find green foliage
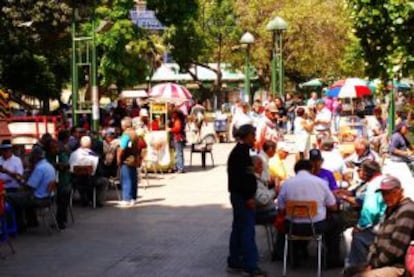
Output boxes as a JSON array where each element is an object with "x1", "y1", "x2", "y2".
[
  {"x1": 147, "y1": 0, "x2": 198, "y2": 26},
  {"x1": 148, "y1": 0, "x2": 241, "y2": 101},
  {"x1": 349, "y1": 0, "x2": 414, "y2": 80},
  {"x1": 149, "y1": 0, "x2": 363, "y2": 91},
  {"x1": 81, "y1": 0, "x2": 163, "y2": 90},
  {"x1": 0, "y1": 0, "x2": 71, "y2": 108},
  {"x1": 236, "y1": 0, "x2": 359, "y2": 85}
]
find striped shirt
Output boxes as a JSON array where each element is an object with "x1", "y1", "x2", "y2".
[{"x1": 367, "y1": 198, "x2": 414, "y2": 268}]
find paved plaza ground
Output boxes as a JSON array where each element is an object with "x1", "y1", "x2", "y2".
[{"x1": 0, "y1": 142, "x2": 343, "y2": 277}]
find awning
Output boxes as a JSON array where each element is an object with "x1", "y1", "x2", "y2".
[{"x1": 120, "y1": 90, "x2": 148, "y2": 98}]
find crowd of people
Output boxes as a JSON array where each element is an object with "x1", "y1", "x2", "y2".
[
  {"x1": 1, "y1": 97, "x2": 206, "y2": 235},
  {"x1": 226, "y1": 91, "x2": 414, "y2": 277}
]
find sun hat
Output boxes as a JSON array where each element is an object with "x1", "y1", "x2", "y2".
[{"x1": 0, "y1": 139, "x2": 12, "y2": 149}]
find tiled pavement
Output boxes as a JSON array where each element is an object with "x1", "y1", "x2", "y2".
[{"x1": 0, "y1": 142, "x2": 342, "y2": 277}]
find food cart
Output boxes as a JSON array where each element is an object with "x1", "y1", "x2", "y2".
[
  {"x1": 144, "y1": 101, "x2": 174, "y2": 172},
  {"x1": 146, "y1": 83, "x2": 193, "y2": 172}
]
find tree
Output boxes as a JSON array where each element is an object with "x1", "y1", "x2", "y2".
[
  {"x1": 76, "y1": 0, "x2": 166, "y2": 92},
  {"x1": 0, "y1": 1, "x2": 72, "y2": 113},
  {"x1": 235, "y1": 0, "x2": 359, "y2": 86},
  {"x1": 348, "y1": 0, "x2": 414, "y2": 81},
  {"x1": 148, "y1": 0, "x2": 241, "y2": 102},
  {"x1": 149, "y1": 0, "x2": 363, "y2": 97}
]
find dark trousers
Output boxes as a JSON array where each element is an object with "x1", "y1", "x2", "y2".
[
  {"x1": 56, "y1": 188, "x2": 71, "y2": 225},
  {"x1": 276, "y1": 214, "x2": 344, "y2": 264},
  {"x1": 347, "y1": 228, "x2": 375, "y2": 266},
  {"x1": 228, "y1": 194, "x2": 259, "y2": 271},
  {"x1": 6, "y1": 192, "x2": 50, "y2": 230},
  {"x1": 73, "y1": 175, "x2": 108, "y2": 206}
]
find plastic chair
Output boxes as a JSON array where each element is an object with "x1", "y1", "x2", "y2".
[
  {"x1": 73, "y1": 165, "x2": 96, "y2": 208},
  {"x1": 108, "y1": 176, "x2": 121, "y2": 199},
  {"x1": 255, "y1": 217, "x2": 276, "y2": 259},
  {"x1": 190, "y1": 134, "x2": 215, "y2": 168},
  {"x1": 35, "y1": 181, "x2": 60, "y2": 234},
  {"x1": 283, "y1": 201, "x2": 322, "y2": 277}
]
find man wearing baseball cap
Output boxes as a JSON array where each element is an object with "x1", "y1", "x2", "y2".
[
  {"x1": 314, "y1": 99, "x2": 332, "y2": 136},
  {"x1": 309, "y1": 149, "x2": 338, "y2": 191},
  {"x1": 348, "y1": 175, "x2": 414, "y2": 276}
]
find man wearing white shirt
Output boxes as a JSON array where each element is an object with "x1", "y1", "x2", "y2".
[
  {"x1": 69, "y1": 136, "x2": 107, "y2": 207},
  {"x1": 258, "y1": 140, "x2": 277, "y2": 185},
  {"x1": 320, "y1": 137, "x2": 348, "y2": 185},
  {"x1": 231, "y1": 102, "x2": 253, "y2": 140},
  {"x1": 306, "y1": 92, "x2": 318, "y2": 109},
  {"x1": 277, "y1": 159, "x2": 344, "y2": 268},
  {"x1": 0, "y1": 140, "x2": 24, "y2": 193},
  {"x1": 314, "y1": 99, "x2": 332, "y2": 135}
]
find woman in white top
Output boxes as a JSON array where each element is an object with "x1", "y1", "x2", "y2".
[{"x1": 294, "y1": 107, "x2": 314, "y2": 160}]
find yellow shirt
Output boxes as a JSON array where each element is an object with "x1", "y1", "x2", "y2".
[{"x1": 269, "y1": 154, "x2": 287, "y2": 182}]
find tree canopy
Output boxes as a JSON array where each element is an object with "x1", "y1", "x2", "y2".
[
  {"x1": 0, "y1": 1, "x2": 71, "y2": 110},
  {"x1": 148, "y1": 0, "x2": 364, "y2": 92},
  {"x1": 348, "y1": 0, "x2": 414, "y2": 80}
]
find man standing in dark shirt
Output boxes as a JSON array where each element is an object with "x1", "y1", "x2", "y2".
[{"x1": 227, "y1": 124, "x2": 266, "y2": 276}]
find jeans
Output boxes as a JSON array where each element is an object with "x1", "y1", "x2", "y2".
[
  {"x1": 228, "y1": 194, "x2": 259, "y2": 271},
  {"x1": 174, "y1": 140, "x2": 185, "y2": 171},
  {"x1": 120, "y1": 164, "x2": 138, "y2": 201},
  {"x1": 347, "y1": 228, "x2": 375, "y2": 266}
]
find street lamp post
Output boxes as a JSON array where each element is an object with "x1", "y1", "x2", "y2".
[
  {"x1": 91, "y1": 0, "x2": 99, "y2": 132},
  {"x1": 266, "y1": 16, "x2": 287, "y2": 99},
  {"x1": 71, "y1": 1, "x2": 103, "y2": 132},
  {"x1": 240, "y1": 32, "x2": 255, "y2": 102},
  {"x1": 71, "y1": 1, "x2": 78, "y2": 127}
]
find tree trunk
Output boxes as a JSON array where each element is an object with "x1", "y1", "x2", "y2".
[{"x1": 42, "y1": 96, "x2": 50, "y2": 115}]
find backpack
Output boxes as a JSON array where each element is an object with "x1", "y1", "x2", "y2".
[{"x1": 122, "y1": 128, "x2": 142, "y2": 167}]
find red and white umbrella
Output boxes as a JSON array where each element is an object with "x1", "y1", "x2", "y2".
[
  {"x1": 149, "y1": 83, "x2": 192, "y2": 101},
  {"x1": 327, "y1": 78, "x2": 372, "y2": 98}
]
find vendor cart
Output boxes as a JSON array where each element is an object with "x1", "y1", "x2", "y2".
[{"x1": 338, "y1": 115, "x2": 367, "y2": 143}]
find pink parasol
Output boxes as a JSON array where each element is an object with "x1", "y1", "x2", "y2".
[{"x1": 149, "y1": 83, "x2": 192, "y2": 102}]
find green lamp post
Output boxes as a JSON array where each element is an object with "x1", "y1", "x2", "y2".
[
  {"x1": 71, "y1": 0, "x2": 78, "y2": 127},
  {"x1": 266, "y1": 16, "x2": 287, "y2": 99},
  {"x1": 240, "y1": 32, "x2": 255, "y2": 102},
  {"x1": 71, "y1": 0, "x2": 106, "y2": 132}
]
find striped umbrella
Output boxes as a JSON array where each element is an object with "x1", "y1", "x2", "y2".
[
  {"x1": 327, "y1": 78, "x2": 372, "y2": 98},
  {"x1": 149, "y1": 83, "x2": 192, "y2": 101}
]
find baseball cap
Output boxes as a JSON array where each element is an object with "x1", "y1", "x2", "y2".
[
  {"x1": 309, "y1": 148, "x2": 323, "y2": 161},
  {"x1": 265, "y1": 102, "x2": 278, "y2": 113},
  {"x1": 376, "y1": 175, "x2": 402, "y2": 192}
]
